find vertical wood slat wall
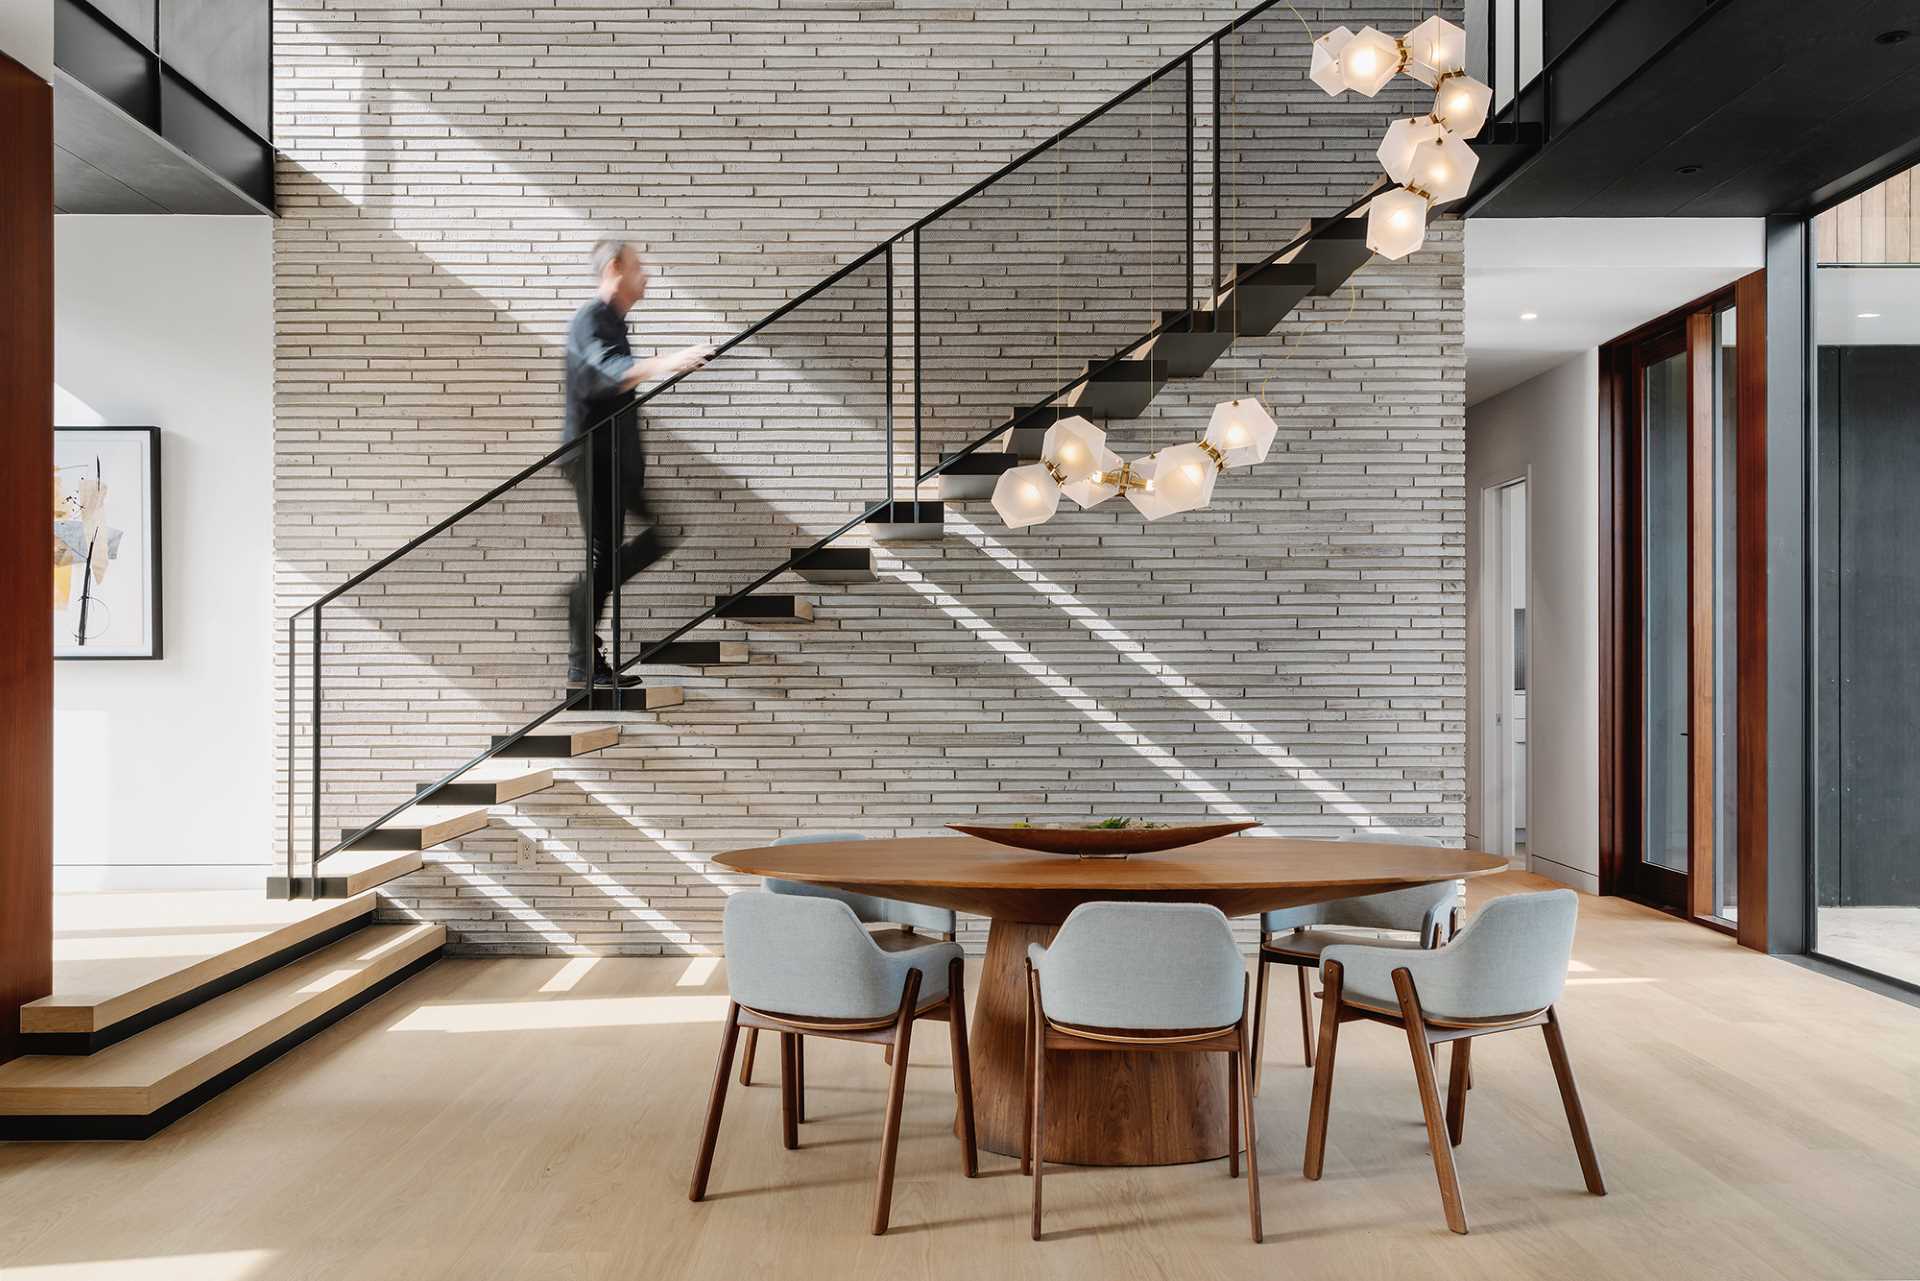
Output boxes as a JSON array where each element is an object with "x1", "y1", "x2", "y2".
[
  {"x1": 0, "y1": 51, "x2": 55, "y2": 1065},
  {"x1": 1815, "y1": 167, "x2": 1918, "y2": 263}
]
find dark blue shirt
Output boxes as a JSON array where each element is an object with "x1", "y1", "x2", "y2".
[{"x1": 563, "y1": 298, "x2": 636, "y2": 445}]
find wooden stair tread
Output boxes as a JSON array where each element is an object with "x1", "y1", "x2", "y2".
[
  {"x1": 0, "y1": 923, "x2": 444, "y2": 1116},
  {"x1": 280, "y1": 849, "x2": 426, "y2": 899},
  {"x1": 490, "y1": 724, "x2": 622, "y2": 758},
  {"x1": 716, "y1": 594, "x2": 814, "y2": 623},
  {"x1": 340, "y1": 803, "x2": 491, "y2": 852},
  {"x1": 23, "y1": 893, "x2": 376, "y2": 1036},
  {"x1": 420, "y1": 763, "x2": 554, "y2": 806}
]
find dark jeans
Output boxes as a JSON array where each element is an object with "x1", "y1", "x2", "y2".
[{"x1": 566, "y1": 427, "x2": 665, "y2": 673}]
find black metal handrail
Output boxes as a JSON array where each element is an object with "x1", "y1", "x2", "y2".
[{"x1": 287, "y1": 0, "x2": 1389, "y2": 888}]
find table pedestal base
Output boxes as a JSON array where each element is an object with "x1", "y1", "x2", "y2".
[{"x1": 969, "y1": 919, "x2": 1233, "y2": 1166}]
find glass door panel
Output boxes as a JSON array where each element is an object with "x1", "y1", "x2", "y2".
[{"x1": 1641, "y1": 338, "x2": 1691, "y2": 904}]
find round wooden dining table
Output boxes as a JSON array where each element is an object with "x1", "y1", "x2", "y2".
[{"x1": 715, "y1": 833, "x2": 1507, "y2": 1167}]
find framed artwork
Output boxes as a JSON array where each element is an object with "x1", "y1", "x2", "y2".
[{"x1": 54, "y1": 426, "x2": 164, "y2": 660}]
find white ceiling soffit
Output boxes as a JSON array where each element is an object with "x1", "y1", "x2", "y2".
[
  {"x1": 1815, "y1": 267, "x2": 1920, "y2": 346},
  {"x1": 1464, "y1": 218, "x2": 1765, "y2": 405}
]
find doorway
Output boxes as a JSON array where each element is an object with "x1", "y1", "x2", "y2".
[
  {"x1": 1599, "y1": 287, "x2": 1752, "y2": 930},
  {"x1": 1480, "y1": 476, "x2": 1531, "y2": 865}
]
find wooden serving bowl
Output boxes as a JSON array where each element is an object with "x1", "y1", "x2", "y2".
[{"x1": 947, "y1": 820, "x2": 1260, "y2": 858}]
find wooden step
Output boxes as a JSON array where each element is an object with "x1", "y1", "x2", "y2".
[
  {"x1": 863, "y1": 499, "x2": 945, "y2": 542},
  {"x1": 715, "y1": 593, "x2": 814, "y2": 623},
  {"x1": 267, "y1": 849, "x2": 425, "y2": 900},
  {"x1": 1062, "y1": 358, "x2": 1164, "y2": 419},
  {"x1": 1275, "y1": 215, "x2": 1372, "y2": 296},
  {"x1": 1212, "y1": 262, "x2": 1318, "y2": 338},
  {"x1": 338, "y1": 803, "x2": 491, "y2": 853},
  {"x1": 417, "y1": 762, "x2": 555, "y2": 806},
  {"x1": 939, "y1": 451, "x2": 1020, "y2": 500},
  {"x1": 1145, "y1": 311, "x2": 1238, "y2": 377},
  {"x1": 491, "y1": 723, "x2": 622, "y2": 758},
  {"x1": 20, "y1": 893, "x2": 377, "y2": 1055},
  {"x1": 574, "y1": 684, "x2": 686, "y2": 712},
  {"x1": 637, "y1": 641, "x2": 749, "y2": 665},
  {"x1": 790, "y1": 547, "x2": 875, "y2": 584},
  {"x1": 0, "y1": 922, "x2": 444, "y2": 1139}
]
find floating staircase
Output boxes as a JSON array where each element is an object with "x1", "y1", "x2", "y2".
[
  {"x1": 271, "y1": 1, "x2": 1405, "y2": 907},
  {"x1": 1, "y1": 893, "x2": 444, "y2": 1138}
]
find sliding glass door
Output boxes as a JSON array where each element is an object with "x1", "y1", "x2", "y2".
[{"x1": 1810, "y1": 160, "x2": 1920, "y2": 989}]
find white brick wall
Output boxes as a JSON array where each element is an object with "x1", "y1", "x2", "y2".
[{"x1": 274, "y1": 1, "x2": 1466, "y2": 955}]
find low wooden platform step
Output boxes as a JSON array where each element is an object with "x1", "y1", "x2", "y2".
[
  {"x1": 0, "y1": 922, "x2": 444, "y2": 1140},
  {"x1": 790, "y1": 547, "x2": 875, "y2": 584},
  {"x1": 715, "y1": 593, "x2": 814, "y2": 623},
  {"x1": 491, "y1": 724, "x2": 622, "y2": 758},
  {"x1": 21, "y1": 893, "x2": 377, "y2": 1056},
  {"x1": 267, "y1": 848, "x2": 425, "y2": 900}
]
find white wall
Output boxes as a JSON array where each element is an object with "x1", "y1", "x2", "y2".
[
  {"x1": 0, "y1": 0, "x2": 53, "y2": 80},
  {"x1": 54, "y1": 216, "x2": 275, "y2": 890},
  {"x1": 1466, "y1": 353, "x2": 1599, "y2": 892}
]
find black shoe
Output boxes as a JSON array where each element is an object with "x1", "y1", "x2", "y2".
[{"x1": 567, "y1": 658, "x2": 644, "y2": 689}]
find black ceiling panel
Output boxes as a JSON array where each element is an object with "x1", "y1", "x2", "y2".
[
  {"x1": 1472, "y1": 0, "x2": 1920, "y2": 217},
  {"x1": 54, "y1": 69, "x2": 266, "y2": 214}
]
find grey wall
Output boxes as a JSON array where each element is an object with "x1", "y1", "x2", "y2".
[
  {"x1": 1465, "y1": 351, "x2": 1598, "y2": 892},
  {"x1": 273, "y1": 0, "x2": 1468, "y2": 955}
]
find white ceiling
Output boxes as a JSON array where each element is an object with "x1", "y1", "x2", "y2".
[
  {"x1": 1464, "y1": 218, "x2": 1765, "y2": 405},
  {"x1": 1815, "y1": 267, "x2": 1920, "y2": 346}
]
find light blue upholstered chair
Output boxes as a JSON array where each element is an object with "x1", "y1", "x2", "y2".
[
  {"x1": 1024, "y1": 902, "x2": 1261, "y2": 1243},
  {"x1": 1303, "y1": 888, "x2": 1606, "y2": 1235},
  {"x1": 689, "y1": 889, "x2": 977, "y2": 1235},
  {"x1": 1253, "y1": 832, "x2": 1457, "y2": 1088},
  {"x1": 740, "y1": 832, "x2": 957, "y2": 1088}
]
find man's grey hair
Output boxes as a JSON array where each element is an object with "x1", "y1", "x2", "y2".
[{"x1": 591, "y1": 238, "x2": 638, "y2": 277}]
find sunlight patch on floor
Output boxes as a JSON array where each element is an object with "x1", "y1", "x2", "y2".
[
  {"x1": 388, "y1": 994, "x2": 730, "y2": 1033},
  {"x1": 0, "y1": 1251, "x2": 279, "y2": 1280}
]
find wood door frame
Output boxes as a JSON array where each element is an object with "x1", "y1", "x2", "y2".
[
  {"x1": 0, "y1": 51, "x2": 55, "y2": 1064},
  {"x1": 1599, "y1": 275, "x2": 1766, "y2": 945}
]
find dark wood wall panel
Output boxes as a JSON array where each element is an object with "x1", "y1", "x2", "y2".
[
  {"x1": 1733, "y1": 268, "x2": 1770, "y2": 953},
  {"x1": 0, "y1": 53, "x2": 56, "y2": 1065}
]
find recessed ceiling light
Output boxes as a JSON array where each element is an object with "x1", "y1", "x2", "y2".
[
  {"x1": 1874, "y1": 28, "x2": 1910, "y2": 45},
  {"x1": 1519, "y1": 311, "x2": 1538, "y2": 321},
  {"x1": 1675, "y1": 164, "x2": 1703, "y2": 175},
  {"x1": 1858, "y1": 311, "x2": 1882, "y2": 319}
]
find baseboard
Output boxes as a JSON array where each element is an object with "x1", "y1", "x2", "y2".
[{"x1": 0, "y1": 946, "x2": 442, "y2": 1141}]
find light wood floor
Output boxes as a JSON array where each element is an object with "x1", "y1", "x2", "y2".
[{"x1": 3, "y1": 873, "x2": 1919, "y2": 1280}]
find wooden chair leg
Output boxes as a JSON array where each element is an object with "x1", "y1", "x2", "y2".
[
  {"x1": 1393, "y1": 969, "x2": 1469, "y2": 1235},
  {"x1": 689, "y1": 1001, "x2": 742, "y2": 1202},
  {"x1": 794, "y1": 1033, "x2": 806, "y2": 1124},
  {"x1": 1543, "y1": 1006, "x2": 1608, "y2": 1195},
  {"x1": 778, "y1": 1032, "x2": 799, "y2": 1151},
  {"x1": 1445, "y1": 1036, "x2": 1471, "y2": 1147},
  {"x1": 1030, "y1": 1014, "x2": 1047, "y2": 1241},
  {"x1": 738, "y1": 1026, "x2": 758, "y2": 1087},
  {"x1": 947, "y1": 958, "x2": 978, "y2": 1177},
  {"x1": 1252, "y1": 952, "x2": 1270, "y2": 1095},
  {"x1": 1227, "y1": 1048, "x2": 1241, "y2": 1178},
  {"x1": 1021, "y1": 965, "x2": 1037, "y2": 1176},
  {"x1": 870, "y1": 970, "x2": 922, "y2": 1236},
  {"x1": 1296, "y1": 964, "x2": 1317, "y2": 1068},
  {"x1": 1238, "y1": 1015, "x2": 1264, "y2": 1244},
  {"x1": 1303, "y1": 961, "x2": 1344, "y2": 1180}
]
